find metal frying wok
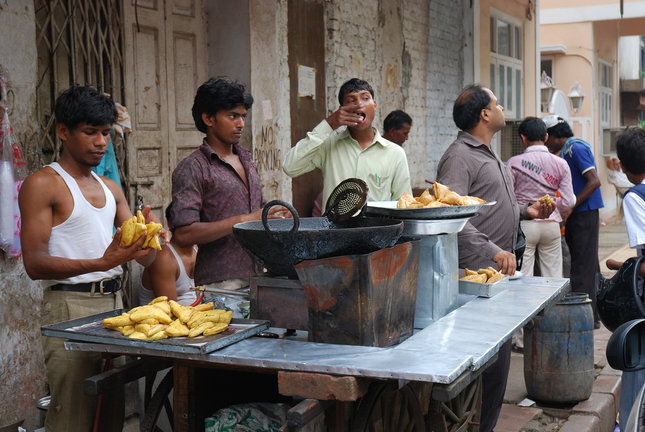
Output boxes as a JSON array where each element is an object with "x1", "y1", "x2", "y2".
[{"x1": 232, "y1": 200, "x2": 404, "y2": 279}]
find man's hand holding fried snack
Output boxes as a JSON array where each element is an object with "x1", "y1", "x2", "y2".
[
  {"x1": 119, "y1": 210, "x2": 163, "y2": 250},
  {"x1": 527, "y1": 200, "x2": 556, "y2": 220}
]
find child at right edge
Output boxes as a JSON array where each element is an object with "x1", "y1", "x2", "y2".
[{"x1": 605, "y1": 127, "x2": 645, "y2": 431}]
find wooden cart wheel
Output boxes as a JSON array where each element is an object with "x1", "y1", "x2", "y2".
[
  {"x1": 427, "y1": 376, "x2": 481, "y2": 432},
  {"x1": 351, "y1": 381, "x2": 425, "y2": 432},
  {"x1": 140, "y1": 369, "x2": 174, "y2": 432}
]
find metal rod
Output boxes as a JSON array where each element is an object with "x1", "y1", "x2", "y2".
[{"x1": 191, "y1": 287, "x2": 248, "y2": 297}]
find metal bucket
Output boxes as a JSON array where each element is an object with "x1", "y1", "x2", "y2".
[
  {"x1": 524, "y1": 292, "x2": 594, "y2": 403},
  {"x1": 295, "y1": 240, "x2": 420, "y2": 347}
]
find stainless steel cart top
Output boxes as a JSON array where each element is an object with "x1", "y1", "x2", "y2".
[{"x1": 64, "y1": 276, "x2": 568, "y2": 384}]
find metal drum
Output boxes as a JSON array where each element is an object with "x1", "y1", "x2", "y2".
[{"x1": 524, "y1": 292, "x2": 594, "y2": 403}]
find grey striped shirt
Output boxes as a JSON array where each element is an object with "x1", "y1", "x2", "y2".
[{"x1": 437, "y1": 131, "x2": 521, "y2": 270}]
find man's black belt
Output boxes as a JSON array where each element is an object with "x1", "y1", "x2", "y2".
[{"x1": 50, "y1": 277, "x2": 122, "y2": 294}]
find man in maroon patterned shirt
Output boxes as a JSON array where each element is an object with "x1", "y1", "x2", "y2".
[{"x1": 169, "y1": 78, "x2": 286, "y2": 299}]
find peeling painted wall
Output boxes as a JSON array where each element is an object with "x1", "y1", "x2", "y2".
[
  {"x1": 0, "y1": 2, "x2": 48, "y2": 430},
  {"x1": 249, "y1": 0, "x2": 292, "y2": 202}
]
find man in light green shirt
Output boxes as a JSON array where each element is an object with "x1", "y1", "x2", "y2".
[{"x1": 283, "y1": 78, "x2": 412, "y2": 209}]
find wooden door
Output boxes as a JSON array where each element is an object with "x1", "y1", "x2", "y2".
[
  {"x1": 122, "y1": 0, "x2": 206, "y2": 305},
  {"x1": 122, "y1": 0, "x2": 207, "y2": 219},
  {"x1": 288, "y1": 0, "x2": 326, "y2": 216}
]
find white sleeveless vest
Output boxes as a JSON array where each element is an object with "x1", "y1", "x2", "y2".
[{"x1": 44, "y1": 162, "x2": 122, "y2": 286}]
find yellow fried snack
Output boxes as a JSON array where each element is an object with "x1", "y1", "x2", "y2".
[
  {"x1": 460, "y1": 274, "x2": 488, "y2": 283},
  {"x1": 397, "y1": 182, "x2": 486, "y2": 209},
  {"x1": 130, "y1": 305, "x2": 172, "y2": 324},
  {"x1": 103, "y1": 299, "x2": 235, "y2": 341},
  {"x1": 145, "y1": 324, "x2": 167, "y2": 337},
  {"x1": 188, "y1": 310, "x2": 227, "y2": 329},
  {"x1": 188, "y1": 321, "x2": 216, "y2": 338},
  {"x1": 134, "y1": 323, "x2": 154, "y2": 335},
  {"x1": 149, "y1": 296, "x2": 168, "y2": 304},
  {"x1": 165, "y1": 319, "x2": 190, "y2": 337},
  {"x1": 487, "y1": 273, "x2": 506, "y2": 284},
  {"x1": 460, "y1": 196, "x2": 487, "y2": 206},
  {"x1": 142, "y1": 222, "x2": 163, "y2": 250},
  {"x1": 219, "y1": 310, "x2": 233, "y2": 325},
  {"x1": 478, "y1": 268, "x2": 495, "y2": 279},
  {"x1": 103, "y1": 313, "x2": 134, "y2": 328},
  {"x1": 441, "y1": 191, "x2": 462, "y2": 206},
  {"x1": 169, "y1": 300, "x2": 195, "y2": 323},
  {"x1": 460, "y1": 267, "x2": 507, "y2": 284},
  {"x1": 152, "y1": 301, "x2": 171, "y2": 316},
  {"x1": 538, "y1": 194, "x2": 555, "y2": 205},
  {"x1": 120, "y1": 210, "x2": 163, "y2": 250},
  {"x1": 129, "y1": 331, "x2": 148, "y2": 340},
  {"x1": 149, "y1": 331, "x2": 168, "y2": 341},
  {"x1": 417, "y1": 189, "x2": 435, "y2": 205},
  {"x1": 120, "y1": 325, "x2": 135, "y2": 336},
  {"x1": 187, "y1": 309, "x2": 217, "y2": 327},
  {"x1": 203, "y1": 323, "x2": 228, "y2": 337},
  {"x1": 432, "y1": 181, "x2": 451, "y2": 201},
  {"x1": 194, "y1": 302, "x2": 214, "y2": 312},
  {"x1": 120, "y1": 215, "x2": 147, "y2": 247}
]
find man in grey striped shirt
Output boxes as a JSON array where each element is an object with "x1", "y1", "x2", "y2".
[{"x1": 437, "y1": 85, "x2": 553, "y2": 432}]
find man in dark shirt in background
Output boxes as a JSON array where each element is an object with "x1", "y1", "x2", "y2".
[
  {"x1": 437, "y1": 85, "x2": 553, "y2": 432},
  {"x1": 382, "y1": 109, "x2": 412, "y2": 146},
  {"x1": 544, "y1": 115, "x2": 604, "y2": 327},
  {"x1": 170, "y1": 78, "x2": 286, "y2": 308}
]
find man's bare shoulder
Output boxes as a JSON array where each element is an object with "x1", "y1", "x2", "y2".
[{"x1": 20, "y1": 166, "x2": 63, "y2": 197}]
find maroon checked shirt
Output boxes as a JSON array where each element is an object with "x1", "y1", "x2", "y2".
[{"x1": 170, "y1": 140, "x2": 265, "y2": 285}]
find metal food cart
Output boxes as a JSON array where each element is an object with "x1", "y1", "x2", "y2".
[{"x1": 46, "y1": 276, "x2": 569, "y2": 431}]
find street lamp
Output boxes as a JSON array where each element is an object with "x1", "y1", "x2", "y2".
[
  {"x1": 540, "y1": 71, "x2": 555, "y2": 113},
  {"x1": 568, "y1": 82, "x2": 585, "y2": 115}
]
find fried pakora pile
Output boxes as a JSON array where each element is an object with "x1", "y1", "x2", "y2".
[
  {"x1": 538, "y1": 194, "x2": 555, "y2": 205},
  {"x1": 397, "y1": 181, "x2": 486, "y2": 209},
  {"x1": 120, "y1": 210, "x2": 163, "y2": 250},
  {"x1": 459, "y1": 267, "x2": 507, "y2": 284},
  {"x1": 102, "y1": 296, "x2": 233, "y2": 340}
]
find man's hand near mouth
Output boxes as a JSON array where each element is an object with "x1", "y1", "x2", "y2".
[{"x1": 326, "y1": 105, "x2": 365, "y2": 130}]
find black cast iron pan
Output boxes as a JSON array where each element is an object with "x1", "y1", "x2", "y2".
[{"x1": 233, "y1": 200, "x2": 404, "y2": 279}]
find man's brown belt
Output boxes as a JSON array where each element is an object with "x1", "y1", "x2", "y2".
[{"x1": 50, "y1": 277, "x2": 122, "y2": 294}]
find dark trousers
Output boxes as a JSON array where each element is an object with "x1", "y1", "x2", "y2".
[
  {"x1": 480, "y1": 339, "x2": 512, "y2": 432},
  {"x1": 565, "y1": 209, "x2": 600, "y2": 321}
]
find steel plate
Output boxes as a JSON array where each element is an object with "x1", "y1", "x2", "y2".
[
  {"x1": 41, "y1": 309, "x2": 269, "y2": 355},
  {"x1": 366, "y1": 200, "x2": 496, "y2": 220}
]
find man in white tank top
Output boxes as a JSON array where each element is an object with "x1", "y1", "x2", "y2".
[{"x1": 19, "y1": 86, "x2": 161, "y2": 432}]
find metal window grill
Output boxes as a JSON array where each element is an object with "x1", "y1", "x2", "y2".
[
  {"x1": 34, "y1": 0, "x2": 127, "y2": 187},
  {"x1": 500, "y1": 120, "x2": 523, "y2": 162}
]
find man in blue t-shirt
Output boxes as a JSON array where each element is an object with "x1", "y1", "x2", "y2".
[{"x1": 544, "y1": 115, "x2": 604, "y2": 328}]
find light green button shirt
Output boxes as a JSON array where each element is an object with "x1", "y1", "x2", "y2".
[{"x1": 283, "y1": 120, "x2": 412, "y2": 208}]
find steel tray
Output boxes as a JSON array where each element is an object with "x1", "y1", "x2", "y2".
[
  {"x1": 457, "y1": 269, "x2": 509, "y2": 298},
  {"x1": 41, "y1": 309, "x2": 269, "y2": 355},
  {"x1": 366, "y1": 200, "x2": 496, "y2": 220}
]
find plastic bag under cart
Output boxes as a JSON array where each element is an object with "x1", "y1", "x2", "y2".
[{"x1": 41, "y1": 309, "x2": 270, "y2": 355}]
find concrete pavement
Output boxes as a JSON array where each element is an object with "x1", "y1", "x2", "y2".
[{"x1": 496, "y1": 215, "x2": 634, "y2": 432}]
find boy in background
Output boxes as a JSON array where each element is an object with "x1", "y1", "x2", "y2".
[{"x1": 605, "y1": 127, "x2": 645, "y2": 431}]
